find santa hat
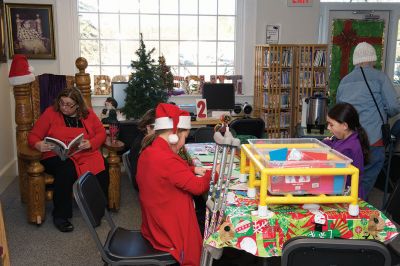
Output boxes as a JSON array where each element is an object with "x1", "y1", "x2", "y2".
[
  {"x1": 9, "y1": 54, "x2": 35, "y2": 86},
  {"x1": 154, "y1": 103, "x2": 191, "y2": 144},
  {"x1": 353, "y1": 42, "x2": 377, "y2": 65}
]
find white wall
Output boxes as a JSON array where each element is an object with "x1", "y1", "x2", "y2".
[
  {"x1": 0, "y1": 63, "x2": 15, "y2": 193},
  {"x1": 242, "y1": 0, "x2": 321, "y2": 103},
  {"x1": 0, "y1": 0, "x2": 60, "y2": 194},
  {"x1": 0, "y1": 0, "x2": 322, "y2": 192},
  {"x1": 255, "y1": 0, "x2": 321, "y2": 44}
]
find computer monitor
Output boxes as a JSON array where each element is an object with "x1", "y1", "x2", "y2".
[
  {"x1": 202, "y1": 83, "x2": 235, "y2": 111},
  {"x1": 111, "y1": 82, "x2": 129, "y2": 109}
]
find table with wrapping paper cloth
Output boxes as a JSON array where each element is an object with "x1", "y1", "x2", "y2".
[{"x1": 183, "y1": 143, "x2": 400, "y2": 258}]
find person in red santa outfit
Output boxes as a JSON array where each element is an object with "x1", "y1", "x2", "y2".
[
  {"x1": 136, "y1": 103, "x2": 214, "y2": 266},
  {"x1": 27, "y1": 87, "x2": 108, "y2": 233}
]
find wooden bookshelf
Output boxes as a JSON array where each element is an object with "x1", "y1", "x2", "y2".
[
  {"x1": 254, "y1": 44, "x2": 295, "y2": 138},
  {"x1": 294, "y1": 44, "x2": 328, "y2": 130},
  {"x1": 253, "y1": 44, "x2": 328, "y2": 138}
]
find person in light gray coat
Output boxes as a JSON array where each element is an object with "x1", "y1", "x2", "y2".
[{"x1": 336, "y1": 42, "x2": 400, "y2": 198}]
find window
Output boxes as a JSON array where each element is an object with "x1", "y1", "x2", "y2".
[
  {"x1": 395, "y1": 19, "x2": 400, "y2": 83},
  {"x1": 78, "y1": 0, "x2": 237, "y2": 80}
]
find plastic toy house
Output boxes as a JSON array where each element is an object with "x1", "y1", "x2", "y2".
[{"x1": 239, "y1": 138, "x2": 360, "y2": 217}]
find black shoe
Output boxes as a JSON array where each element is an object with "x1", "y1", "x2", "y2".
[{"x1": 53, "y1": 217, "x2": 74, "y2": 232}]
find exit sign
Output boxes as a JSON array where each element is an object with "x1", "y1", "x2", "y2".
[{"x1": 288, "y1": 0, "x2": 313, "y2": 7}]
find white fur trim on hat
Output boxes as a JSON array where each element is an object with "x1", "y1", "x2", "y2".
[
  {"x1": 177, "y1": 115, "x2": 191, "y2": 129},
  {"x1": 154, "y1": 117, "x2": 173, "y2": 130},
  {"x1": 168, "y1": 134, "x2": 179, "y2": 144},
  {"x1": 353, "y1": 42, "x2": 377, "y2": 65},
  {"x1": 9, "y1": 73, "x2": 35, "y2": 86}
]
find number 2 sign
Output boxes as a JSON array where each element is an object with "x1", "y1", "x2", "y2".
[{"x1": 196, "y1": 99, "x2": 207, "y2": 119}]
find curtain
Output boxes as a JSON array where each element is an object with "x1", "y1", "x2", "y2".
[{"x1": 39, "y1": 74, "x2": 67, "y2": 113}]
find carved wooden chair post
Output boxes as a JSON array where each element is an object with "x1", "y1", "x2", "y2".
[
  {"x1": 74, "y1": 57, "x2": 123, "y2": 210},
  {"x1": 75, "y1": 57, "x2": 92, "y2": 108},
  {"x1": 14, "y1": 80, "x2": 48, "y2": 224},
  {"x1": 13, "y1": 82, "x2": 34, "y2": 204},
  {"x1": 13, "y1": 57, "x2": 122, "y2": 224},
  {"x1": 103, "y1": 139, "x2": 124, "y2": 210}
]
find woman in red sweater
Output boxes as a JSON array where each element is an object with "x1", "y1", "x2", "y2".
[
  {"x1": 28, "y1": 87, "x2": 108, "y2": 232},
  {"x1": 136, "y1": 103, "x2": 212, "y2": 266}
]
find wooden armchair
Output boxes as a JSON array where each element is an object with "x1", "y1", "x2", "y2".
[{"x1": 13, "y1": 57, "x2": 122, "y2": 224}]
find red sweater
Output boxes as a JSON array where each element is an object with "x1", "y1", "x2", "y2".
[
  {"x1": 28, "y1": 107, "x2": 106, "y2": 176},
  {"x1": 137, "y1": 137, "x2": 211, "y2": 266}
]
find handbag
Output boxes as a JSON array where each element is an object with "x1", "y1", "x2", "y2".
[{"x1": 360, "y1": 67, "x2": 391, "y2": 146}]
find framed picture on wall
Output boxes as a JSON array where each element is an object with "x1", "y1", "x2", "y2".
[
  {"x1": 5, "y1": 3, "x2": 55, "y2": 59},
  {"x1": 0, "y1": 0, "x2": 6, "y2": 62}
]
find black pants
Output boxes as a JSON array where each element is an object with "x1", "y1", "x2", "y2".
[
  {"x1": 41, "y1": 156, "x2": 109, "y2": 219},
  {"x1": 193, "y1": 195, "x2": 206, "y2": 236}
]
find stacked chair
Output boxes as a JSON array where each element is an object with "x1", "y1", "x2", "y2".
[
  {"x1": 194, "y1": 127, "x2": 216, "y2": 143},
  {"x1": 229, "y1": 117, "x2": 266, "y2": 144}
]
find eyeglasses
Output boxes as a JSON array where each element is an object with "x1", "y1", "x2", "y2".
[{"x1": 59, "y1": 100, "x2": 77, "y2": 108}]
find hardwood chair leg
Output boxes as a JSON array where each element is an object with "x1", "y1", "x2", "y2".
[
  {"x1": 18, "y1": 158, "x2": 29, "y2": 203},
  {"x1": 27, "y1": 160, "x2": 46, "y2": 224},
  {"x1": 107, "y1": 149, "x2": 121, "y2": 211},
  {"x1": 103, "y1": 139, "x2": 124, "y2": 211}
]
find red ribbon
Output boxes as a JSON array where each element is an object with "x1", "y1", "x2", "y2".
[{"x1": 332, "y1": 20, "x2": 382, "y2": 78}]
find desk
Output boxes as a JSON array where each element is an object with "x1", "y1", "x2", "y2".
[
  {"x1": 296, "y1": 124, "x2": 331, "y2": 140},
  {"x1": 104, "y1": 120, "x2": 140, "y2": 153},
  {"x1": 191, "y1": 118, "x2": 221, "y2": 127},
  {"x1": 184, "y1": 143, "x2": 399, "y2": 258},
  {"x1": 191, "y1": 116, "x2": 252, "y2": 127},
  {"x1": 204, "y1": 195, "x2": 398, "y2": 257}
]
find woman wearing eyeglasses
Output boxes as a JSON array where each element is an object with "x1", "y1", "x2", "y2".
[{"x1": 28, "y1": 87, "x2": 108, "y2": 232}]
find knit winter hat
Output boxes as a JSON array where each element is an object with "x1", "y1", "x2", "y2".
[
  {"x1": 154, "y1": 103, "x2": 191, "y2": 144},
  {"x1": 9, "y1": 54, "x2": 35, "y2": 86},
  {"x1": 353, "y1": 42, "x2": 377, "y2": 65}
]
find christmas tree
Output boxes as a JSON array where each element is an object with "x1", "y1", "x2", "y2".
[
  {"x1": 158, "y1": 55, "x2": 174, "y2": 96},
  {"x1": 122, "y1": 34, "x2": 168, "y2": 119}
]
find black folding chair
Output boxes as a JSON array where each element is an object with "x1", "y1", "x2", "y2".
[
  {"x1": 281, "y1": 237, "x2": 391, "y2": 266},
  {"x1": 382, "y1": 135, "x2": 397, "y2": 209},
  {"x1": 229, "y1": 118, "x2": 265, "y2": 138},
  {"x1": 73, "y1": 172, "x2": 176, "y2": 265},
  {"x1": 383, "y1": 174, "x2": 400, "y2": 226},
  {"x1": 194, "y1": 127, "x2": 215, "y2": 143}
]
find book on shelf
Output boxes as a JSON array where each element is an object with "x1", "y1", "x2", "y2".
[
  {"x1": 314, "y1": 71, "x2": 326, "y2": 88},
  {"x1": 300, "y1": 49, "x2": 312, "y2": 67},
  {"x1": 44, "y1": 133, "x2": 84, "y2": 161},
  {"x1": 313, "y1": 50, "x2": 326, "y2": 67}
]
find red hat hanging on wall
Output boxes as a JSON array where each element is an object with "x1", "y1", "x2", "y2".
[
  {"x1": 154, "y1": 103, "x2": 191, "y2": 144},
  {"x1": 8, "y1": 54, "x2": 35, "y2": 86}
]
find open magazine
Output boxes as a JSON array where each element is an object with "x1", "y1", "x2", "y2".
[{"x1": 44, "y1": 133, "x2": 84, "y2": 161}]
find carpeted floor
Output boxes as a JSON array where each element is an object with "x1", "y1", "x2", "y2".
[
  {"x1": 1, "y1": 171, "x2": 141, "y2": 266},
  {"x1": 0, "y1": 167, "x2": 398, "y2": 265}
]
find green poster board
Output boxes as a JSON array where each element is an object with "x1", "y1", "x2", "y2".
[{"x1": 330, "y1": 19, "x2": 384, "y2": 105}]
